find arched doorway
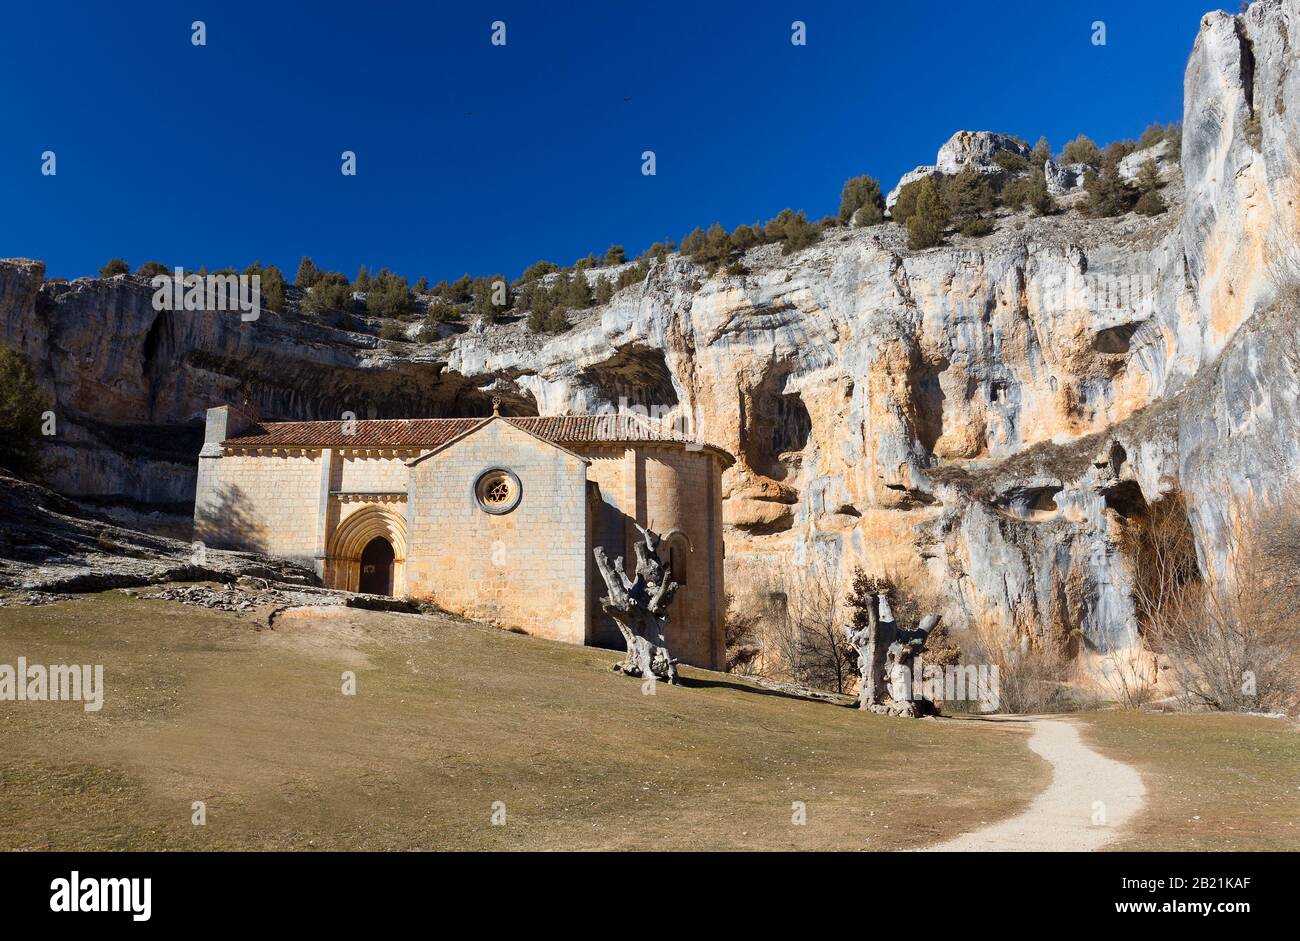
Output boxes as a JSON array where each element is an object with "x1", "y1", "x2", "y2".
[
  {"x1": 358, "y1": 536, "x2": 395, "y2": 596},
  {"x1": 324, "y1": 504, "x2": 408, "y2": 596}
]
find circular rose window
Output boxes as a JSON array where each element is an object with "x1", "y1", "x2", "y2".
[{"x1": 474, "y1": 468, "x2": 522, "y2": 514}]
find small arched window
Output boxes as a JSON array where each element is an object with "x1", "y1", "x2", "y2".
[{"x1": 665, "y1": 532, "x2": 690, "y2": 586}]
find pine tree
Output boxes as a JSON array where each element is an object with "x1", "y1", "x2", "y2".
[
  {"x1": 1133, "y1": 159, "x2": 1168, "y2": 216},
  {"x1": 838, "y1": 175, "x2": 886, "y2": 226},
  {"x1": 0, "y1": 345, "x2": 49, "y2": 478},
  {"x1": 295, "y1": 256, "x2": 322, "y2": 288},
  {"x1": 906, "y1": 176, "x2": 949, "y2": 249}
]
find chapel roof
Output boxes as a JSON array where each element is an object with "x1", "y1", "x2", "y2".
[{"x1": 222, "y1": 414, "x2": 735, "y2": 466}]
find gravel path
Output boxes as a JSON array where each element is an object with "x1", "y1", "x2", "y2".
[{"x1": 926, "y1": 717, "x2": 1145, "y2": 852}]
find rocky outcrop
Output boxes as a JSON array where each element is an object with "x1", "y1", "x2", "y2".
[
  {"x1": 3, "y1": 1, "x2": 1299, "y2": 661},
  {"x1": 0, "y1": 469, "x2": 317, "y2": 592},
  {"x1": 886, "y1": 131, "x2": 1032, "y2": 208},
  {"x1": 935, "y1": 131, "x2": 1031, "y2": 175}
]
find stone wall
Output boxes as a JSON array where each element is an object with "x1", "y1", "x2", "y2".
[
  {"x1": 405, "y1": 419, "x2": 590, "y2": 644},
  {"x1": 578, "y1": 444, "x2": 726, "y2": 669},
  {"x1": 194, "y1": 448, "x2": 322, "y2": 564}
]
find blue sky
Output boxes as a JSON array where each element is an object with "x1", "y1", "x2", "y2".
[{"x1": 1, "y1": 0, "x2": 1221, "y2": 283}]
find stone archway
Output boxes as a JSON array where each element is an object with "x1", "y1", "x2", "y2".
[{"x1": 325, "y1": 505, "x2": 408, "y2": 596}]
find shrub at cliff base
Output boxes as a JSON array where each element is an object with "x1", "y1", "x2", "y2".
[{"x1": 0, "y1": 345, "x2": 49, "y2": 479}]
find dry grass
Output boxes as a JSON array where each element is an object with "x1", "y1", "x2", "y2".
[
  {"x1": 0, "y1": 590, "x2": 1047, "y2": 851},
  {"x1": 1078, "y1": 711, "x2": 1300, "y2": 851}
]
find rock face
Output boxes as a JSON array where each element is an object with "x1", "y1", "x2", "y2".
[
  {"x1": 1044, "y1": 159, "x2": 1089, "y2": 196},
  {"x1": 886, "y1": 131, "x2": 1033, "y2": 208},
  {"x1": 934, "y1": 130, "x2": 1031, "y2": 175},
  {"x1": 3, "y1": 1, "x2": 1300, "y2": 661},
  {"x1": 1117, "y1": 139, "x2": 1174, "y2": 181}
]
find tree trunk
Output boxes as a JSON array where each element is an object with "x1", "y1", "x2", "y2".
[{"x1": 593, "y1": 524, "x2": 680, "y2": 683}]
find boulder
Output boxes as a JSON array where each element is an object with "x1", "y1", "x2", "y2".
[{"x1": 934, "y1": 130, "x2": 1031, "y2": 175}]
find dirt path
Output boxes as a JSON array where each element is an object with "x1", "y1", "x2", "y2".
[{"x1": 926, "y1": 717, "x2": 1145, "y2": 852}]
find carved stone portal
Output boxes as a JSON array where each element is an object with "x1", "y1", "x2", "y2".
[{"x1": 593, "y1": 523, "x2": 680, "y2": 683}]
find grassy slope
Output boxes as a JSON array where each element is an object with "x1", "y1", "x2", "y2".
[
  {"x1": 0, "y1": 592, "x2": 1046, "y2": 851},
  {"x1": 1078, "y1": 711, "x2": 1300, "y2": 851}
]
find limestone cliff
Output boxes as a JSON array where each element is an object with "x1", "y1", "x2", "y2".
[{"x1": 3, "y1": 1, "x2": 1299, "y2": 656}]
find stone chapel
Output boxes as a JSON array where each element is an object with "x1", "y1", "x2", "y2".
[{"x1": 193, "y1": 403, "x2": 733, "y2": 669}]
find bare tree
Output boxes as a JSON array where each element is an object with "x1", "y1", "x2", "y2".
[
  {"x1": 748, "y1": 556, "x2": 856, "y2": 693},
  {"x1": 593, "y1": 523, "x2": 680, "y2": 683},
  {"x1": 1125, "y1": 488, "x2": 1300, "y2": 713}
]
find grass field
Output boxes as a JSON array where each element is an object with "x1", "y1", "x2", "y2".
[
  {"x1": 1078, "y1": 711, "x2": 1300, "y2": 851},
  {"x1": 0, "y1": 590, "x2": 1047, "y2": 851}
]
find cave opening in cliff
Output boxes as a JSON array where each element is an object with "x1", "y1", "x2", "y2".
[
  {"x1": 909, "y1": 358, "x2": 948, "y2": 455},
  {"x1": 577, "y1": 345, "x2": 679, "y2": 414},
  {"x1": 1116, "y1": 488, "x2": 1201, "y2": 634},
  {"x1": 741, "y1": 368, "x2": 812, "y2": 481}
]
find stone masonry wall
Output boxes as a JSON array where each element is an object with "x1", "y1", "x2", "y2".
[
  {"x1": 578, "y1": 443, "x2": 725, "y2": 669},
  {"x1": 406, "y1": 419, "x2": 589, "y2": 643},
  {"x1": 194, "y1": 449, "x2": 322, "y2": 564}
]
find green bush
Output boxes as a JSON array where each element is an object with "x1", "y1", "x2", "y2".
[
  {"x1": 521, "y1": 260, "x2": 559, "y2": 282},
  {"x1": 302, "y1": 271, "x2": 355, "y2": 315},
  {"x1": 295, "y1": 256, "x2": 322, "y2": 288},
  {"x1": 890, "y1": 175, "x2": 940, "y2": 225},
  {"x1": 1137, "y1": 122, "x2": 1181, "y2": 152},
  {"x1": 959, "y1": 217, "x2": 995, "y2": 237},
  {"x1": 1060, "y1": 134, "x2": 1101, "y2": 167},
  {"x1": 838, "y1": 175, "x2": 886, "y2": 226},
  {"x1": 379, "y1": 321, "x2": 408, "y2": 341},
  {"x1": 0, "y1": 345, "x2": 48, "y2": 478},
  {"x1": 1083, "y1": 164, "x2": 1137, "y2": 217},
  {"x1": 100, "y1": 258, "x2": 129, "y2": 278},
  {"x1": 766, "y1": 208, "x2": 819, "y2": 254},
  {"x1": 604, "y1": 245, "x2": 626, "y2": 265},
  {"x1": 617, "y1": 260, "x2": 649, "y2": 290},
  {"x1": 136, "y1": 261, "x2": 169, "y2": 279},
  {"x1": 471, "y1": 275, "x2": 509, "y2": 322},
  {"x1": 413, "y1": 276, "x2": 429, "y2": 293},
  {"x1": 905, "y1": 176, "x2": 948, "y2": 250},
  {"x1": 425, "y1": 299, "x2": 460, "y2": 323},
  {"x1": 353, "y1": 265, "x2": 373, "y2": 292},
  {"x1": 594, "y1": 277, "x2": 613, "y2": 305},
  {"x1": 1032, "y1": 136, "x2": 1052, "y2": 166},
  {"x1": 260, "y1": 264, "x2": 287, "y2": 314},
  {"x1": 1134, "y1": 189, "x2": 1168, "y2": 216},
  {"x1": 944, "y1": 168, "x2": 994, "y2": 234},
  {"x1": 992, "y1": 151, "x2": 1029, "y2": 174},
  {"x1": 1002, "y1": 168, "x2": 1056, "y2": 216},
  {"x1": 1133, "y1": 159, "x2": 1167, "y2": 216},
  {"x1": 366, "y1": 269, "x2": 414, "y2": 318},
  {"x1": 637, "y1": 241, "x2": 675, "y2": 261}
]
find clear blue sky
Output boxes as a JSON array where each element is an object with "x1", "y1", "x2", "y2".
[{"x1": 1, "y1": 0, "x2": 1222, "y2": 283}]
